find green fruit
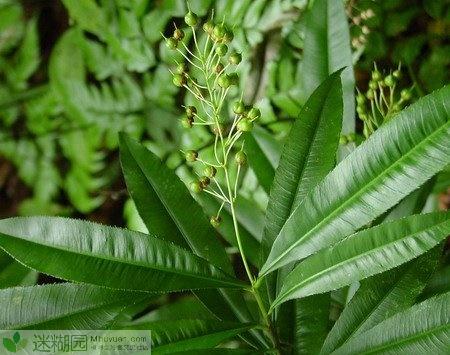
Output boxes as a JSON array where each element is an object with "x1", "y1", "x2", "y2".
[
  {"x1": 173, "y1": 74, "x2": 186, "y2": 87},
  {"x1": 229, "y1": 52, "x2": 242, "y2": 65},
  {"x1": 173, "y1": 29, "x2": 185, "y2": 40},
  {"x1": 210, "y1": 216, "x2": 222, "y2": 228},
  {"x1": 218, "y1": 74, "x2": 231, "y2": 88},
  {"x1": 166, "y1": 37, "x2": 178, "y2": 49},
  {"x1": 366, "y1": 89, "x2": 374, "y2": 100},
  {"x1": 215, "y1": 44, "x2": 228, "y2": 56},
  {"x1": 213, "y1": 24, "x2": 226, "y2": 40},
  {"x1": 356, "y1": 94, "x2": 365, "y2": 105},
  {"x1": 190, "y1": 181, "x2": 203, "y2": 193},
  {"x1": 199, "y1": 176, "x2": 210, "y2": 188},
  {"x1": 339, "y1": 135, "x2": 348, "y2": 145},
  {"x1": 369, "y1": 80, "x2": 377, "y2": 90},
  {"x1": 228, "y1": 72, "x2": 239, "y2": 85},
  {"x1": 235, "y1": 151, "x2": 247, "y2": 165},
  {"x1": 223, "y1": 29, "x2": 234, "y2": 43},
  {"x1": 233, "y1": 101, "x2": 245, "y2": 115},
  {"x1": 371, "y1": 70, "x2": 381, "y2": 81},
  {"x1": 203, "y1": 21, "x2": 214, "y2": 34},
  {"x1": 401, "y1": 89, "x2": 411, "y2": 101},
  {"x1": 237, "y1": 118, "x2": 253, "y2": 132},
  {"x1": 185, "y1": 11, "x2": 198, "y2": 27},
  {"x1": 212, "y1": 123, "x2": 224, "y2": 135},
  {"x1": 186, "y1": 106, "x2": 197, "y2": 118},
  {"x1": 181, "y1": 117, "x2": 193, "y2": 128},
  {"x1": 384, "y1": 74, "x2": 395, "y2": 87},
  {"x1": 185, "y1": 150, "x2": 198, "y2": 162},
  {"x1": 176, "y1": 62, "x2": 188, "y2": 74},
  {"x1": 203, "y1": 166, "x2": 217, "y2": 178},
  {"x1": 247, "y1": 107, "x2": 261, "y2": 120},
  {"x1": 393, "y1": 70, "x2": 402, "y2": 79}
]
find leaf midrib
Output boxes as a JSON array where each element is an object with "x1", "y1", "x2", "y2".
[
  {"x1": 0, "y1": 232, "x2": 243, "y2": 287},
  {"x1": 265, "y1": 119, "x2": 449, "y2": 274},
  {"x1": 276, "y1": 217, "x2": 447, "y2": 305}
]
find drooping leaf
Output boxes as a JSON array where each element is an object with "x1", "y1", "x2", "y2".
[
  {"x1": 0, "y1": 217, "x2": 245, "y2": 292},
  {"x1": 119, "y1": 134, "x2": 233, "y2": 275},
  {"x1": 121, "y1": 319, "x2": 256, "y2": 354},
  {"x1": 331, "y1": 292, "x2": 450, "y2": 355},
  {"x1": 272, "y1": 211, "x2": 450, "y2": 308},
  {"x1": 321, "y1": 247, "x2": 442, "y2": 354},
  {"x1": 261, "y1": 85, "x2": 450, "y2": 275},
  {"x1": 0, "y1": 283, "x2": 147, "y2": 329},
  {"x1": 301, "y1": 0, "x2": 355, "y2": 133}
]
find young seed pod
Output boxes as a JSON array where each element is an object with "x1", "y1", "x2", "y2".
[
  {"x1": 210, "y1": 216, "x2": 222, "y2": 228},
  {"x1": 173, "y1": 74, "x2": 186, "y2": 87},
  {"x1": 223, "y1": 29, "x2": 234, "y2": 43},
  {"x1": 371, "y1": 70, "x2": 381, "y2": 82},
  {"x1": 185, "y1": 106, "x2": 197, "y2": 118},
  {"x1": 181, "y1": 117, "x2": 193, "y2": 128},
  {"x1": 190, "y1": 180, "x2": 203, "y2": 193},
  {"x1": 235, "y1": 151, "x2": 247, "y2": 165},
  {"x1": 177, "y1": 62, "x2": 188, "y2": 74},
  {"x1": 173, "y1": 28, "x2": 185, "y2": 40},
  {"x1": 384, "y1": 74, "x2": 395, "y2": 87},
  {"x1": 228, "y1": 72, "x2": 239, "y2": 86},
  {"x1": 213, "y1": 24, "x2": 226, "y2": 41},
  {"x1": 237, "y1": 118, "x2": 253, "y2": 132},
  {"x1": 185, "y1": 11, "x2": 198, "y2": 27},
  {"x1": 215, "y1": 63, "x2": 224, "y2": 74},
  {"x1": 218, "y1": 74, "x2": 231, "y2": 88},
  {"x1": 356, "y1": 94, "x2": 365, "y2": 105},
  {"x1": 369, "y1": 80, "x2": 377, "y2": 90},
  {"x1": 215, "y1": 44, "x2": 228, "y2": 56},
  {"x1": 166, "y1": 37, "x2": 178, "y2": 49},
  {"x1": 229, "y1": 52, "x2": 242, "y2": 65},
  {"x1": 203, "y1": 166, "x2": 217, "y2": 178},
  {"x1": 199, "y1": 176, "x2": 210, "y2": 188},
  {"x1": 233, "y1": 101, "x2": 245, "y2": 115},
  {"x1": 185, "y1": 150, "x2": 198, "y2": 162},
  {"x1": 366, "y1": 89, "x2": 375, "y2": 100},
  {"x1": 393, "y1": 70, "x2": 402, "y2": 79},
  {"x1": 247, "y1": 107, "x2": 261, "y2": 121},
  {"x1": 203, "y1": 21, "x2": 214, "y2": 34}
]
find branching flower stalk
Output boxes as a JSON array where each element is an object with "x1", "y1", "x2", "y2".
[{"x1": 164, "y1": 7, "x2": 277, "y2": 348}]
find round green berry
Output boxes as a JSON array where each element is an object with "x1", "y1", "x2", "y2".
[
  {"x1": 393, "y1": 70, "x2": 402, "y2": 79},
  {"x1": 371, "y1": 70, "x2": 381, "y2": 81},
  {"x1": 229, "y1": 52, "x2": 242, "y2": 65},
  {"x1": 366, "y1": 89, "x2": 374, "y2": 100},
  {"x1": 173, "y1": 28, "x2": 185, "y2": 40},
  {"x1": 215, "y1": 44, "x2": 228, "y2": 56},
  {"x1": 384, "y1": 75, "x2": 395, "y2": 87},
  {"x1": 356, "y1": 94, "x2": 365, "y2": 105},
  {"x1": 356, "y1": 105, "x2": 365, "y2": 115},
  {"x1": 237, "y1": 118, "x2": 253, "y2": 132},
  {"x1": 185, "y1": 11, "x2": 198, "y2": 27},
  {"x1": 369, "y1": 80, "x2": 377, "y2": 90},
  {"x1": 247, "y1": 107, "x2": 261, "y2": 121},
  {"x1": 199, "y1": 176, "x2": 210, "y2": 188},
  {"x1": 166, "y1": 37, "x2": 178, "y2": 49},
  {"x1": 233, "y1": 101, "x2": 245, "y2": 115},
  {"x1": 181, "y1": 117, "x2": 193, "y2": 128},
  {"x1": 203, "y1": 21, "x2": 214, "y2": 34},
  {"x1": 210, "y1": 216, "x2": 222, "y2": 228},
  {"x1": 400, "y1": 89, "x2": 411, "y2": 101},
  {"x1": 213, "y1": 24, "x2": 226, "y2": 40},
  {"x1": 235, "y1": 151, "x2": 247, "y2": 165},
  {"x1": 186, "y1": 106, "x2": 197, "y2": 118},
  {"x1": 173, "y1": 74, "x2": 186, "y2": 87},
  {"x1": 218, "y1": 74, "x2": 231, "y2": 88},
  {"x1": 203, "y1": 166, "x2": 217, "y2": 178},
  {"x1": 190, "y1": 181, "x2": 203, "y2": 193},
  {"x1": 339, "y1": 135, "x2": 348, "y2": 145},
  {"x1": 228, "y1": 72, "x2": 239, "y2": 85},
  {"x1": 185, "y1": 150, "x2": 198, "y2": 162},
  {"x1": 223, "y1": 29, "x2": 234, "y2": 43}
]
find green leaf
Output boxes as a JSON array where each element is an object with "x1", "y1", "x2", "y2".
[
  {"x1": 122, "y1": 319, "x2": 256, "y2": 354},
  {"x1": 119, "y1": 134, "x2": 233, "y2": 275},
  {"x1": 302, "y1": 0, "x2": 355, "y2": 133},
  {"x1": 331, "y1": 292, "x2": 450, "y2": 355},
  {"x1": 321, "y1": 248, "x2": 441, "y2": 354},
  {"x1": 12, "y1": 332, "x2": 19, "y2": 344},
  {"x1": 272, "y1": 212, "x2": 450, "y2": 308},
  {"x1": 2, "y1": 338, "x2": 15, "y2": 353},
  {"x1": 0, "y1": 283, "x2": 147, "y2": 329},
  {"x1": 0, "y1": 217, "x2": 245, "y2": 292},
  {"x1": 0, "y1": 252, "x2": 37, "y2": 288},
  {"x1": 61, "y1": 0, "x2": 108, "y2": 37},
  {"x1": 261, "y1": 85, "x2": 450, "y2": 275}
]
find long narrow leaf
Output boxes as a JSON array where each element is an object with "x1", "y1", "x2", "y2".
[
  {"x1": 261, "y1": 85, "x2": 450, "y2": 275},
  {"x1": 0, "y1": 217, "x2": 245, "y2": 292},
  {"x1": 273, "y1": 211, "x2": 450, "y2": 308}
]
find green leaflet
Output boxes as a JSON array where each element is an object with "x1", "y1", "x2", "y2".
[
  {"x1": 331, "y1": 292, "x2": 450, "y2": 355},
  {"x1": 0, "y1": 283, "x2": 147, "y2": 329},
  {"x1": 261, "y1": 85, "x2": 450, "y2": 275},
  {"x1": 272, "y1": 211, "x2": 450, "y2": 308},
  {"x1": 301, "y1": 0, "x2": 355, "y2": 133},
  {"x1": 119, "y1": 133, "x2": 233, "y2": 275},
  {"x1": 321, "y1": 247, "x2": 441, "y2": 354},
  {"x1": 121, "y1": 319, "x2": 256, "y2": 354},
  {"x1": 0, "y1": 217, "x2": 245, "y2": 292}
]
